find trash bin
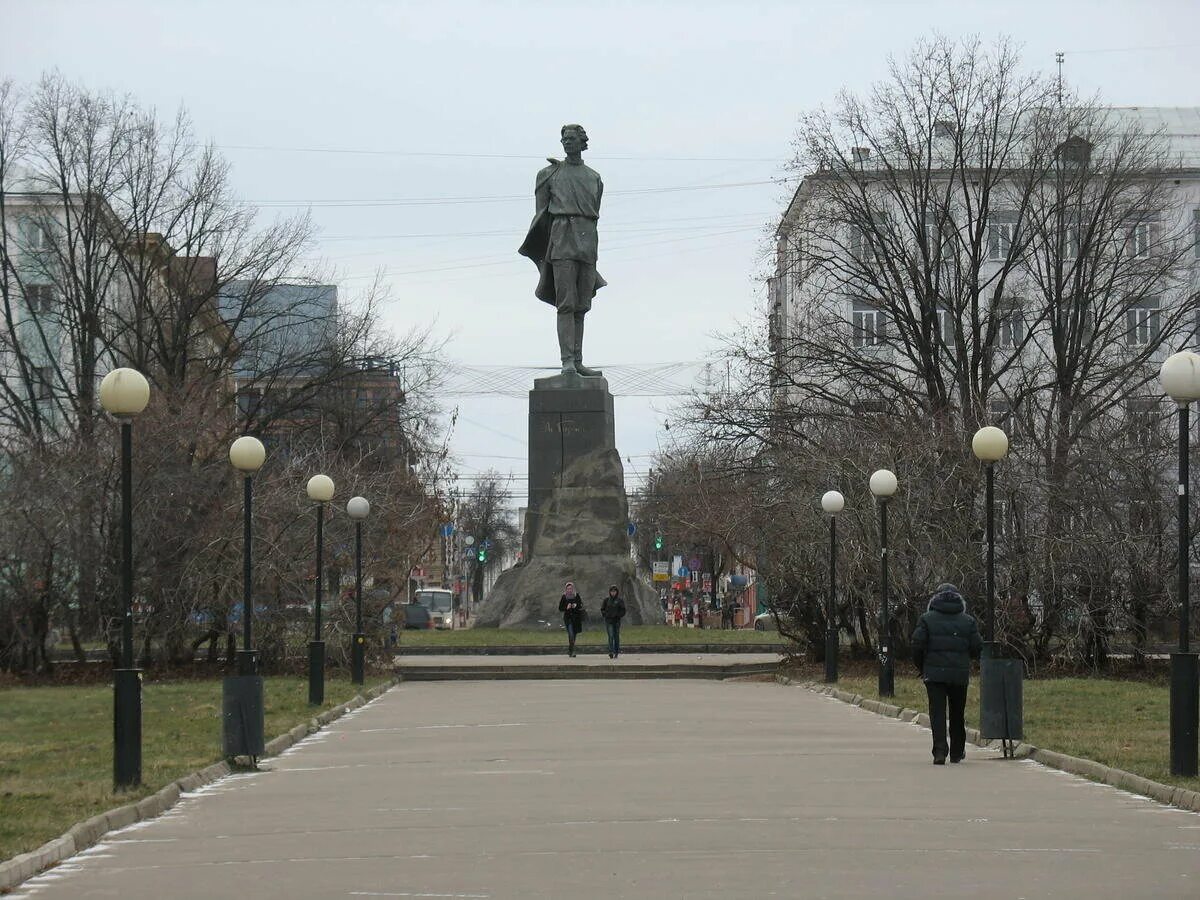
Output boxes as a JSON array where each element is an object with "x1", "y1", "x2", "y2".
[
  {"x1": 222, "y1": 675, "x2": 264, "y2": 759},
  {"x1": 979, "y1": 656, "x2": 1023, "y2": 757}
]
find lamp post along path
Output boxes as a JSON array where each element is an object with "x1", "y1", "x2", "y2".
[
  {"x1": 869, "y1": 470, "x2": 897, "y2": 698},
  {"x1": 307, "y1": 475, "x2": 335, "y2": 706},
  {"x1": 972, "y1": 425, "x2": 1022, "y2": 755},
  {"x1": 347, "y1": 497, "x2": 370, "y2": 686},
  {"x1": 99, "y1": 368, "x2": 150, "y2": 790},
  {"x1": 1161, "y1": 351, "x2": 1200, "y2": 777},
  {"x1": 821, "y1": 491, "x2": 844, "y2": 684},
  {"x1": 223, "y1": 436, "x2": 267, "y2": 761}
]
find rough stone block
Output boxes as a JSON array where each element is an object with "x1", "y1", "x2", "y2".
[
  {"x1": 44, "y1": 836, "x2": 74, "y2": 863},
  {"x1": 900, "y1": 709, "x2": 919, "y2": 723},
  {"x1": 0, "y1": 858, "x2": 20, "y2": 891},
  {"x1": 105, "y1": 804, "x2": 139, "y2": 831},
  {"x1": 878, "y1": 703, "x2": 902, "y2": 717},
  {"x1": 915, "y1": 713, "x2": 930, "y2": 728},
  {"x1": 290, "y1": 723, "x2": 308, "y2": 742},
  {"x1": 176, "y1": 773, "x2": 202, "y2": 793},
  {"x1": 135, "y1": 795, "x2": 163, "y2": 820},
  {"x1": 156, "y1": 783, "x2": 181, "y2": 808},
  {"x1": 264, "y1": 735, "x2": 292, "y2": 756}
]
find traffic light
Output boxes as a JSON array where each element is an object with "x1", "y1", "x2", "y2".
[
  {"x1": 654, "y1": 534, "x2": 663, "y2": 551},
  {"x1": 478, "y1": 547, "x2": 487, "y2": 562}
]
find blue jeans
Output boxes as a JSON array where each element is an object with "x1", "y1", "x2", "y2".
[
  {"x1": 566, "y1": 621, "x2": 579, "y2": 647},
  {"x1": 606, "y1": 622, "x2": 621, "y2": 656}
]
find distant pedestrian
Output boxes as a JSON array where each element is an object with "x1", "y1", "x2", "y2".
[
  {"x1": 559, "y1": 582, "x2": 585, "y2": 657},
  {"x1": 601, "y1": 584, "x2": 626, "y2": 659},
  {"x1": 686, "y1": 602, "x2": 695, "y2": 627},
  {"x1": 911, "y1": 583, "x2": 983, "y2": 765},
  {"x1": 672, "y1": 600, "x2": 683, "y2": 627}
]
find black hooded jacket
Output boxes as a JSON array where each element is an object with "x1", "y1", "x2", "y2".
[{"x1": 910, "y1": 584, "x2": 983, "y2": 685}]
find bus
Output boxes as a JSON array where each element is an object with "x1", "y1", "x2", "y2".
[{"x1": 411, "y1": 588, "x2": 456, "y2": 629}]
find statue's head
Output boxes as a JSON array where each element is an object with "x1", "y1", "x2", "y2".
[{"x1": 560, "y1": 124, "x2": 588, "y2": 153}]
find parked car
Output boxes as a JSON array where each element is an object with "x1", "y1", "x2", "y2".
[{"x1": 753, "y1": 611, "x2": 777, "y2": 632}]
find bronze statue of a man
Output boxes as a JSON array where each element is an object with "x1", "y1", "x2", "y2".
[{"x1": 518, "y1": 124, "x2": 607, "y2": 378}]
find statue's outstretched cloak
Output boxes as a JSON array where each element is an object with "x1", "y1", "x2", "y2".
[{"x1": 517, "y1": 159, "x2": 607, "y2": 306}]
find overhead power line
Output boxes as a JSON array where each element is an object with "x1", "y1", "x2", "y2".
[
  {"x1": 220, "y1": 143, "x2": 786, "y2": 164},
  {"x1": 249, "y1": 177, "x2": 796, "y2": 208}
]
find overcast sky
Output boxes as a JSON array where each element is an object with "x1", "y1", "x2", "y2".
[{"x1": 5, "y1": 0, "x2": 1199, "y2": 506}]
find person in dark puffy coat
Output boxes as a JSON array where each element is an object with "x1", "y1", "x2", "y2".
[
  {"x1": 600, "y1": 585, "x2": 626, "y2": 659},
  {"x1": 911, "y1": 583, "x2": 983, "y2": 765}
]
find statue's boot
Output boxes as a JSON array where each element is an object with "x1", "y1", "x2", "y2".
[
  {"x1": 573, "y1": 313, "x2": 603, "y2": 377},
  {"x1": 557, "y1": 311, "x2": 578, "y2": 377}
]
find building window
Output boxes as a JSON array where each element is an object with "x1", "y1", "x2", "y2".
[
  {"x1": 18, "y1": 216, "x2": 55, "y2": 255},
  {"x1": 937, "y1": 307, "x2": 956, "y2": 348},
  {"x1": 1126, "y1": 221, "x2": 1152, "y2": 259},
  {"x1": 987, "y1": 214, "x2": 1017, "y2": 261},
  {"x1": 852, "y1": 301, "x2": 886, "y2": 348},
  {"x1": 1126, "y1": 298, "x2": 1161, "y2": 346},
  {"x1": 922, "y1": 222, "x2": 944, "y2": 267},
  {"x1": 998, "y1": 309, "x2": 1027, "y2": 352},
  {"x1": 1126, "y1": 398, "x2": 1160, "y2": 448},
  {"x1": 25, "y1": 284, "x2": 55, "y2": 314},
  {"x1": 848, "y1": 226, "x2": 872, "y2": 265}
]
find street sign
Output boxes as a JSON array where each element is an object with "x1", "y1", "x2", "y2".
[
  {"x1": 677, "y1": 566, "x2": 690, "y2": 578},
  {"x1": 464, "y1": 535, "x2": 476, "y2": 546},
  {"x1": 440, "y1": 523, "x2": 455, "y2": 537},
  {"x1": 652, "y1": 561, "x2": 670, "y2": 582},
  {"x1": 627, "y1": 522, "x2": 637, "y2": 537},
  {"x1": 689, "y1": 557, "x2": 701, "y2": 571}
]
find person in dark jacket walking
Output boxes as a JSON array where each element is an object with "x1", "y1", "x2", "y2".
[
  {"x1": 559, "y1": 583, "x2": 585, "y2": 657},
  {"x1": 600, "y1": 585, "x2": 626, "y2": 659},
  {"x1": 911, "y1": 583, "x2": 983, "y2": 764}
]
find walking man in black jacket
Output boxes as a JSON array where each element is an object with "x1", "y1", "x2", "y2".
[
  {"x1": 601, "y1": 585, "x2": 626, "y2": 659},
  {"x1": 911, "y1": 583, "x2": 983, "y2": 765}
]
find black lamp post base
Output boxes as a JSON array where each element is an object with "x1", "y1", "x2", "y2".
[
  {"x1": 113, "y1": 668, "x2": 142, "y2": 790},
  {"x1": 308, "y1": 640, "x2": 325, "y2": 706},
  {"x1": 222, "y1": 674, "x2": 265, "y2": 759},
  {"x1": 824, "y1": 629, "x2": 838, "y2": 683},
  {"x1": 351, "y1": 633, "x2": 366, "y2": 685},
  {"x1": 236, "y1": 649, "x2": 258, "y2": 677},
  {"x1": 878, "y1": 656, "x2": 895, "y2": 698},
  {"x1": 1170, "y1": 651, "x2": 1199, "y2": 777}
]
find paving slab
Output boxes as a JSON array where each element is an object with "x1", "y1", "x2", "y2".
[{"x1": 13, "y1": 680, "x2": 1200, "y2": 899}]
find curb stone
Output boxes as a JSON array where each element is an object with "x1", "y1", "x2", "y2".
[
  {"x1": 0, "y1": 676, "x2": 400, "y2": 893},
  {"x1": 788, "y1": 678, "x2": 1200, "y2": 817}
]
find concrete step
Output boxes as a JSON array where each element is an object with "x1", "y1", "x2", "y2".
[
  {"x1": 395, "y1": 661, "x2": 779, "y2": 681},
  {"x1": 396, "y1": 643, "x2": 787, "y2": 656}
]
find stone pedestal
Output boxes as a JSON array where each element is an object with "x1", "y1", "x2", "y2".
[{"x1": 474, "y1": 373, "x2": 658, "y2": 627}]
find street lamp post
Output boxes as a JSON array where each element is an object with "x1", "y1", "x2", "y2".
[
  {"x1": 230, "y1": 437, "x2": 266, "y2": 675},
  {"x1": 347, "y1": 496, "x2": 370, "y2": 686},
  {"x1": 870, "y1": 469, "x2": 898, "y2": 697},
  {"x1": 972, "y1": 425, "x2": 1022, "y2": 755},
  {"x1": 821, "y1": 490, "x2": 845, "y2": 683},
  {"x1": 1161, "y1": 350, "x2": 1200, "y2": 777},
  {"x1": 972, "y1": 426, "x2": 1010, "y2": 649},
  {"x1": 99, "y1": 367, "x2": 150, "y2": 790},
  {"x1": 223, "y1": 436, "x2": 267, "y2": 761},
  {"x1": 307, "y1": 474, "x2": 335, "y2": 706}
]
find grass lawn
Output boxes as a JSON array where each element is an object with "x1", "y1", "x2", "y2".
[
  {"x1": 399, "y1": 624, "x2": 784, "y2": 647},
  {"x1": 835, "y1": 672, "x2": 1200, "y2": 793},
  {"x1": 0, "y1": 673, "x2": 389, "y2": 862}
]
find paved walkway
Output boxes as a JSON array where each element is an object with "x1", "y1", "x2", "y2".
[{"x1": 15, "y1": 680, "x2": 1200, "y2": 899}]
